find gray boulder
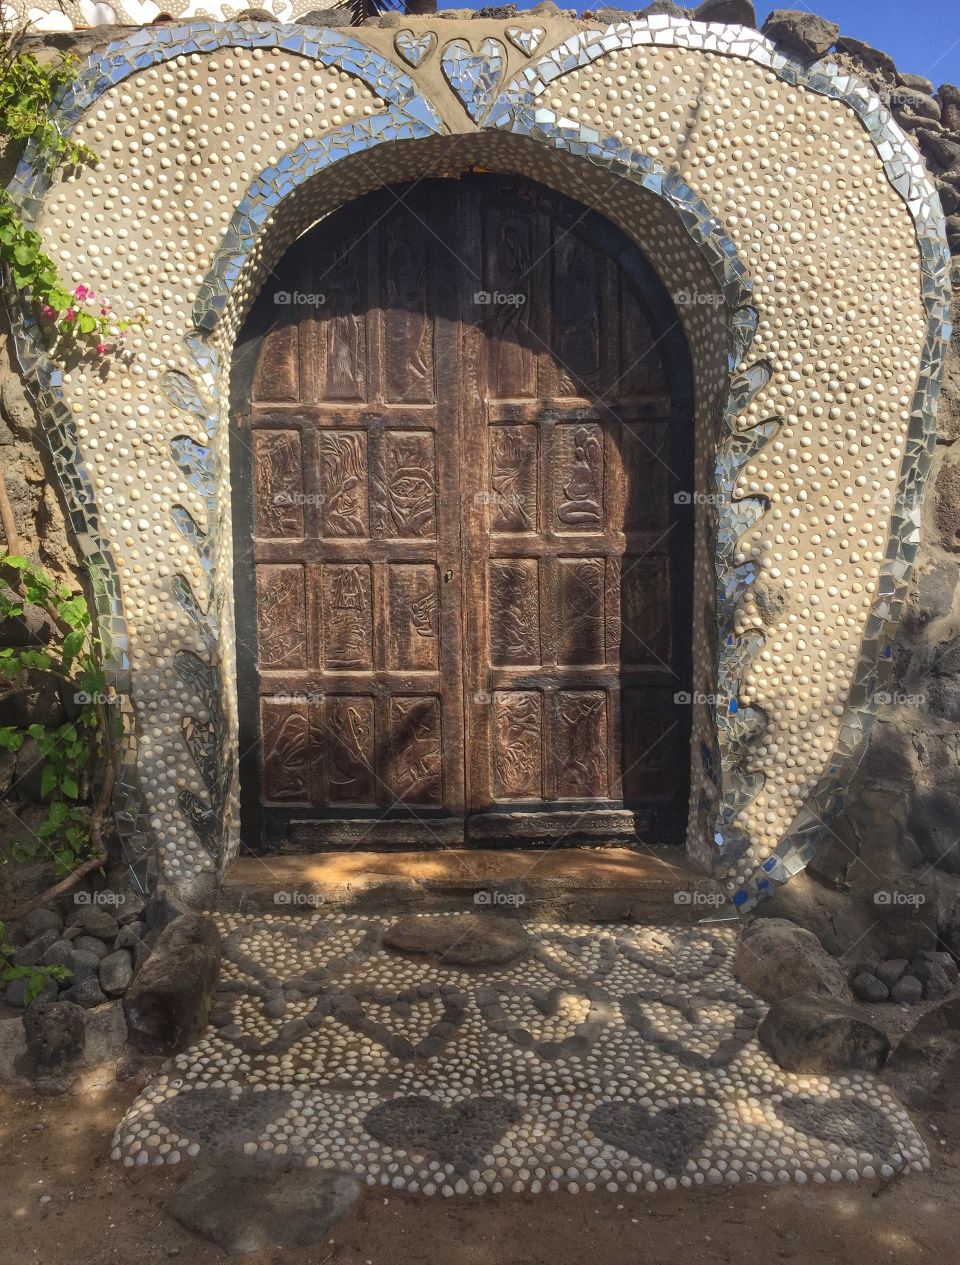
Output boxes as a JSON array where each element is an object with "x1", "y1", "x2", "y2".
[
  {"x1": 64, "y1": 907, "x2": 119, "y2": 941},
  {"x1": 63, "y1": 949, "x2": 101, "y2": 984},
  {"x1": 939, "y1": 83, "x2": 960, "y2": 132},
  {"x1": 17, "y1": 1001, "x2": 85, "y2": 1076},
  {"x1": 5, "y1": 976, "x2": 59, "y2": 1008},
  {"x1": 899, "y1": 72, "x2": 935, "y2": 95},
  {"x1": 890, "y1": 88, "x2": 941, "y2": 122},
  {"x1": 734, "y1": 918, "x2": 851, "y2": 1003},
  {"x1": 758, "y1": 995, "x2": 891, "y2": 1072},
  {"x1": 60, "y1": 979, "x2": 108, "y2": 1009},
  {"x1": 14, "y1": 908, "x2": 63, "y2": 944},
  {"x1": 890, "y1": 974, "x2": 924, "y2": 1005},
  {"x1": 12, "y1": 929, "x2": 61, "y2": 967},
  {"x1": 877, "y1": 958, "x2": 909, "y2": 990},
  {"x1": 123, "y1": 914, "x2": 221, "y2": 1057},
  {"x1": 761, "y1": 9, "x2": 838, "y2": 59},
  {"x1": 166, "y1": 1157, "x2": 360, "y2": 1253},
  {"x1": 73, "y1": 935, "x2": 110, "y2": 960},
  {"x1": 836, "y1": 35, "x2": 896, "y2": 77},
  {"x1": 852, "y1": 972, "x2": 889, "y2": 1003},
  {"x1": 912, "y1": 951, "x2": 956, "y2": 1001},
  {"x1": 884, "y1": 997, "x2": 960, "y2": 1106},
  {"x1": 99, "y1": 949, "x2": 134, "y2": 997}
]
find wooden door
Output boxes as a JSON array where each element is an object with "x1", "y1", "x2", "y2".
[{"x1": 232, "y1": 175, "x2": 692, "y2": 852}]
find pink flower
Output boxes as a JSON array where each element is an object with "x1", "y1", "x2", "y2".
[
  {"x1": 63, "y1": 308, "x2": 76, "y2": 322},
  {"x1": 41, "y1": 304, "x2": 56, "y2": 318},
  {"x1": 96, "y1": 343, "x2": 109, "y2": 356},
  {"x1": 73, "y1": 285, "x2": 92, "y2": 302}
]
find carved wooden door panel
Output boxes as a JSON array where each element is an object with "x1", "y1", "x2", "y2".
[
  {"x1": 234, "y1": 185, "x2": 466, "y2": 848},
  {"x1": 459, "y1": 176, "x2": 692, "y2": 844},
  {"x1": 234, "y1": 174, "x2": 691, "y2": 851}
]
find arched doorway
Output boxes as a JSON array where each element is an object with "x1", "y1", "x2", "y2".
[{"x1": 230, "y1": 173, "x2": 694, "y2": 852}]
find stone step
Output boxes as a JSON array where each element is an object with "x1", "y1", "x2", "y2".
[{"x1": 216, "y1": 848, "x2": 730, "y2": 923}]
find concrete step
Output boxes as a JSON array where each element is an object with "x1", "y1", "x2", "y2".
[{"x1": 215, "y1": 848, "x2": 730, "y2": 924}]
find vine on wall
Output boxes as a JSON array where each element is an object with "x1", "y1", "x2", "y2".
[{"x1": 0, "y1": 30, "x2": 143, "y2": 355}]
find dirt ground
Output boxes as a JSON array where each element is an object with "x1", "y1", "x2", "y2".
[{"x1": 2, "y1": 1076, "x2": 960, "y2": 1265}]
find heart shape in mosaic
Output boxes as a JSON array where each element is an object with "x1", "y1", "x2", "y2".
[
  {"x1": 621, "y1": 986, "x2": 764, "y2": 1070},
  {"x1": 534, "y1": 929, "x2": 617, "y2": 982},
  {"x1": 330, "y1": 982, "x2": 467, "y2": 1061},
  {"x1": 776, "y1": 1095, "x2": 898, "y2": 1156},
  {"x1": 618, "y1": 928, "x2": 730, "y2": 983},
  {"x1": 393, "y1": 29, "x2": 436, "y2": 69},
  {"x1": 364, "y1": 1095, "x2": 521, "y2": 1171},
  {"x1": 440, "y1": 38, "x2": 506, "y2": 123},
  {"x1": 588, "y1": 1101, "x2": 718, "y2": 1175},
  {"x1": 477, "y1": 982, "x2": 614, "y2": 1059},
  {"x1": 504, "y1": 24, "x2": 546, "y2": 56},
  {"x1": 224, "y1": 920, "x2": 375, "y2": 990},
  {"x1": 154, "y1": 1087, "x2": 294, "y2": 1153}
]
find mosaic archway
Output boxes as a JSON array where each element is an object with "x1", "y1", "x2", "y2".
[{"x1": 4, "y1": 15, "x2": 950, "y2": 911}]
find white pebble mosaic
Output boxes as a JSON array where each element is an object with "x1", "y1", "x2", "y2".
[{"x1": 111, "y1": 912, "x2": 930, "y2": 1195}]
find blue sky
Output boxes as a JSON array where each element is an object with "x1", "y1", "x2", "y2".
[{"x1": 443, "y1": 0, "x2": 960, "y2": 85}]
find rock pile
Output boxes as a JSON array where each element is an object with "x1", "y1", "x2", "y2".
[
  {"x1": 852, "y1": 950, "x2": 960, "y2": 1004},
  {"x1": 5, "y1": 893, "x2": 146, "y2": 1010}
]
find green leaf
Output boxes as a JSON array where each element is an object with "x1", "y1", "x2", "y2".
[
  {"x1": 60, "y1": 774, "x2": 79, "y2": 799},
  {"x1": 40, "y1": 766, "x2": 58, "y2": 798}
]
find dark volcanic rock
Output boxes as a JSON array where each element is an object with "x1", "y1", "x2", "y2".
[
  {"x1": 760, "y1": 9, "x2": 838, "y2": 59},
  {"x1": 123, "y1": 913, "x2": 221, "y2": 1056},
  {"x1": 884, "y1": 997, "x2": 960, "y2": 1106},
  {"x1": 758, "y1": 995, "x2": 891, "y2": 1072},
  {"x1": 383, "y1": 914, "x2": 530, "y2": 967},
  {"x1": 890, "y1": 974, "x2": 924, "y2": 1005},
  {"x1": 836, "y1": 35, "x2": 896, "y2": 78},
  {"x1": 17, "y1": 1001, "x2": 85, "y2": 1076},
  {"x1": 694, "y1": 0, "x2": 756, "y2": 25},
  {"x1": 851, "y1": 972, "x2": 889, "y2": 1003}
]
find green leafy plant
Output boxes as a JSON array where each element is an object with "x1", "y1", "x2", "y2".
[
  {"x1": 0, "y1": 918, "x2": 69, "y2": 1004},
  {"x1": 0, "y1": 553, "x2": 108, "y2": 881},
  {"x1": 0, "y1": 34, "x2": 144, "y2": 354}
]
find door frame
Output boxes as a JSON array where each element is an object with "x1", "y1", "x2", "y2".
[{"x1": 230, "y1": 175, "x2": 695, "y2": 853}]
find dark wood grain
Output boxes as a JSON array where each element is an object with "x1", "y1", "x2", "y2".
[{"x1": 233, "y1": 175, "x2": 693, "y2": 850}]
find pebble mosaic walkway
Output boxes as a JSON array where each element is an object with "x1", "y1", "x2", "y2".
[{"x1": 112, "y1": 913, "x2": 929, "y2": 1196}]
